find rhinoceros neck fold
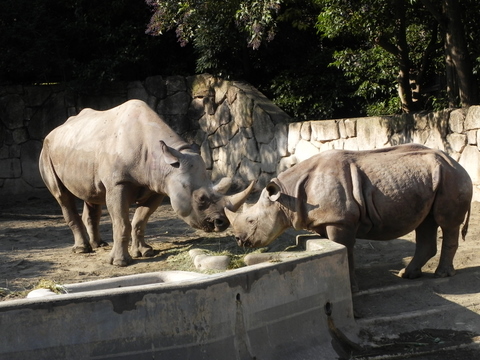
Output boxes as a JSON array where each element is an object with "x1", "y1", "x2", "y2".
[
  {"x1": 272, "y1": 178, "x2": 304, "y2": 230},
  {"x1": 144, "y1": 152, "x2": 170, "y2": 195}
]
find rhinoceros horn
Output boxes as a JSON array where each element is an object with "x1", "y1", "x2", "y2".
[
  {"x1": 213, "y1": 177, "x2": 233, "y2": 195},
  {"x1": 225, "y1": 180, "x2": 255, "y2": 212},
  {"x1": 224, "y1": 207, "x2": 238, "y2": 224}
]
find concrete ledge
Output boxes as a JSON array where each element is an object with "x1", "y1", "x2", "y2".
[
  {"x1": 26, "y1": 271, "x2": 209, "y2": 298},
  {"x1": 0, "y1": 239, "x2": 358, "y2": 360}
]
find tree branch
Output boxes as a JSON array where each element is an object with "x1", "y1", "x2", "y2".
[{"x1": 374, "y1": 35, "x2": 399, "y2": 56}]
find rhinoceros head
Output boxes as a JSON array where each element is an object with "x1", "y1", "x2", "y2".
[
  {"x1": 225, "y1": 181, "x2": 290, "y2": 247},
  {"x1": 159, "y1": 141, "x2": 254, "y2": 232}
]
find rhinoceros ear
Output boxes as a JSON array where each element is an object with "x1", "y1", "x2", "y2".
[
  {"x1": 266, "y1": 182, "x2": 281, "y2": 201},
  {"x1": 160, "y1": 140, "x2": 181, "y2": 166},
  {"x1": 189, "y1": 143, "x2": 201, "y2": 154}
]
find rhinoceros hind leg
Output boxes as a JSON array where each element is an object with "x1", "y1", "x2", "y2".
[
  {"x1": 40, "y1": 149, "x2": 92, "y2": 253},
  {"x1": 434, "y1": 226, "x2": 459, "y2": 278},
  {"x1": 58, "y1": 193, "x2": 92, "y2": 254},
  {"x1": 82, "y1": 202, "x2": 109, "y2": 248},
  {"x1": 402, "y1": 215, "x2": 438, "y2": 279}
]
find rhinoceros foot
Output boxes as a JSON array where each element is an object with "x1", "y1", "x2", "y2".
[
  {"x1": 399, "y1": 267, "x2": 422, "y2": 279},
  {"x1": 434, "y1": 265, "x2": 456, "y2": 278},
  {"x1": 91, "y1": 240, "x2": 109, "y2": 248},
  {"x1": 110, "y1": 256, "x2": 133, "y2": 267},
  {"x1": 72, "y1": 244, "x2": 93, "y2": 254},
  {"x1": 130, "y1": 245, "x2": 155, "y2": 258}
]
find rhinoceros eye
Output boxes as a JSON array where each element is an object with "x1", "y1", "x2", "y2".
[{"x1": 195, "y1": 192, "x2": 211, "y2": 210}]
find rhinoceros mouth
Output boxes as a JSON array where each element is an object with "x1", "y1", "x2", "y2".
[
  {"x1": 234, "y1": 220, "x2": 259, "y2": 247},
  {"x1": 237, "y1": 239, "x2": 251, "y2": 247},
  {"x1": 197, "y1": 220, "x2": 215, "y2": 232},
  {"x1": 212, "y1": 218, "x2": 228, "y2": 232},
  {"x1": 198, "y1": 216, "x2": 228, "y2": 233},
  {"x1": 235, "y1": 235, "x2": 254, "y2": 248}
]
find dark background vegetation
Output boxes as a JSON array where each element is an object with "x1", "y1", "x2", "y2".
[{"x1": 1, "y1": 0, "x2": 479, "y2": 120}]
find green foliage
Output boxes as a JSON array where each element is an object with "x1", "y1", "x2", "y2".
[
  {"x1": 145, "y1": 0, "x2": 362, "y2": 119},
  {"x1": 366, "y1": 97, "x2": 402, "y2": 117},
  {"x1": 315, "y1": 0, "x2": 453, "y2": 113},
  {"x1": 4, "y1": 0, "x2": 480, "y2": 118},
  {"x1": 235, "y1": 0, "x2": 281, "y2": 49},
  {"x1": 146, "y1": 0, "x2": 281, "y2": 74},
  {"x1": 267, "y1": 65, "x2": 351, "y2": 120},
  {"x1": 251, "y1": 2, "x2": 363, "y2": 120},
  {"x1": 331, "y1": 46, "x2": 401, "y2": 114}
]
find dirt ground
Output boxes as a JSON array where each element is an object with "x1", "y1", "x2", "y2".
[
  {"x1": 1, "y1": 192, "x2": 480, "y2": 358},
  {"x1": 1, "y1": 193, "x2": 479, "y2": 295},
  {"x1": 0, "y1": 193, "x2": 309, "y2": 297}
]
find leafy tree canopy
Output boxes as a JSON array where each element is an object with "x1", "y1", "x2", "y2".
[
  {"x1": 146, "y1": 0, "x2": 480, "y2": 116},
  {"x1": 315, "y1": 0, "x2": 480, "y2": 112},
  {"x1": 2, "y1": 0, "x2": 480, "y2": 119}
]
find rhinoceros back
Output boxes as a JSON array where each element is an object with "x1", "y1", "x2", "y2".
[
  {"x1": 40, "y1": 99, "x2": 188, "y2": 201},
  {"x1": 350, "y1": 145, "x2": 471, "y2": 239},
  {"x1": 280, "y1": 144, "x2": 472, "y2": 241}
]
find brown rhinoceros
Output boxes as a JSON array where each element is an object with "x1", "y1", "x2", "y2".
[
  {"x1": 39, "y1": 99, "x2": 253, "y2": 266},
  {"x1": 225, "y1": 144, "x2": 472, "y2": 290}
]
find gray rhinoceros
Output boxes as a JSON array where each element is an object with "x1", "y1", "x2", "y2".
[
  {"x1": 225, "y1": 144, "x2": 472, "y2": 290},
  {"x1": 39, "y1": 99, "x2": 253, "y2": 266}
]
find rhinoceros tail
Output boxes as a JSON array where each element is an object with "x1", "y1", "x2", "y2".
[{"x1": 461, "y1": 206, "x2": 471, "y2": 241}]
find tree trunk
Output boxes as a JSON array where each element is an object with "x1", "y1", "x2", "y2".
[
  {"x1": 443, "y1": 0, "x2": 477, "y2": 107},
  {"x1": 445, "y1": 38, "x2": 459, "y2": 107},
  {"x1": 395, "y1": 0, "x2": 413, "y2": 113}
]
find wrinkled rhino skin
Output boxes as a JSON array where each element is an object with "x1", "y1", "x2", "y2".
[
  {"x1": 226, "y1": 144, "x2": 472, "y2": 291},
  {"x1": 39, "y1": 99, "x2": 253, "y2": 266}
]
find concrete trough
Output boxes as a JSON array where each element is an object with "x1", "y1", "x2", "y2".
[
  {"x1": 26, "y1": 271, "x2": 209, "y2": 298},
  {"x1": 0, "y1": 239, "x2": 359, "y2": 360}
]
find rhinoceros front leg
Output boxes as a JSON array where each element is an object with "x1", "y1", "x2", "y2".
[
  {"x1": 400, "y1": 215, "x2": 438, "y2": 279},
  {"x1": 325, "y1": 225, "x2": 358, "y2": 292},
  {"x1": 106, "y1": 186, "x2": 133, "y2": 266},
  {"x1": 130, "y1": 194, "x2": 164, "y2": 258},
  {"x1": 82, "y1": 202, "x2": 109, "y2": 249}
]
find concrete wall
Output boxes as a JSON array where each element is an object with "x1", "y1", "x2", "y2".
[
  {"x1": 0, "y1": 240, "x2": 359, "y2": 360},
  {"x1": 286, "y1": 108, "x2": 480, "y2": 200},
  {"x1": 2, "y1": 75, "x2": 480, "y2": 200}
]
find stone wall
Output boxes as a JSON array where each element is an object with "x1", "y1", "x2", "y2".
[
  {"x1": 2, "y1": 74, "x2": 480, "y2": 200},
  {"x1": 285, "y1": 108, "x2": 480, "y2": 200},
  {"x1": 0, "y1": 74, "x2": 290, "y2": 198}
]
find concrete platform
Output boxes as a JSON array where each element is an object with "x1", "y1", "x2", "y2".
[{"x1": 0, "y1": 239, "x2": 359, "y2": 360}]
